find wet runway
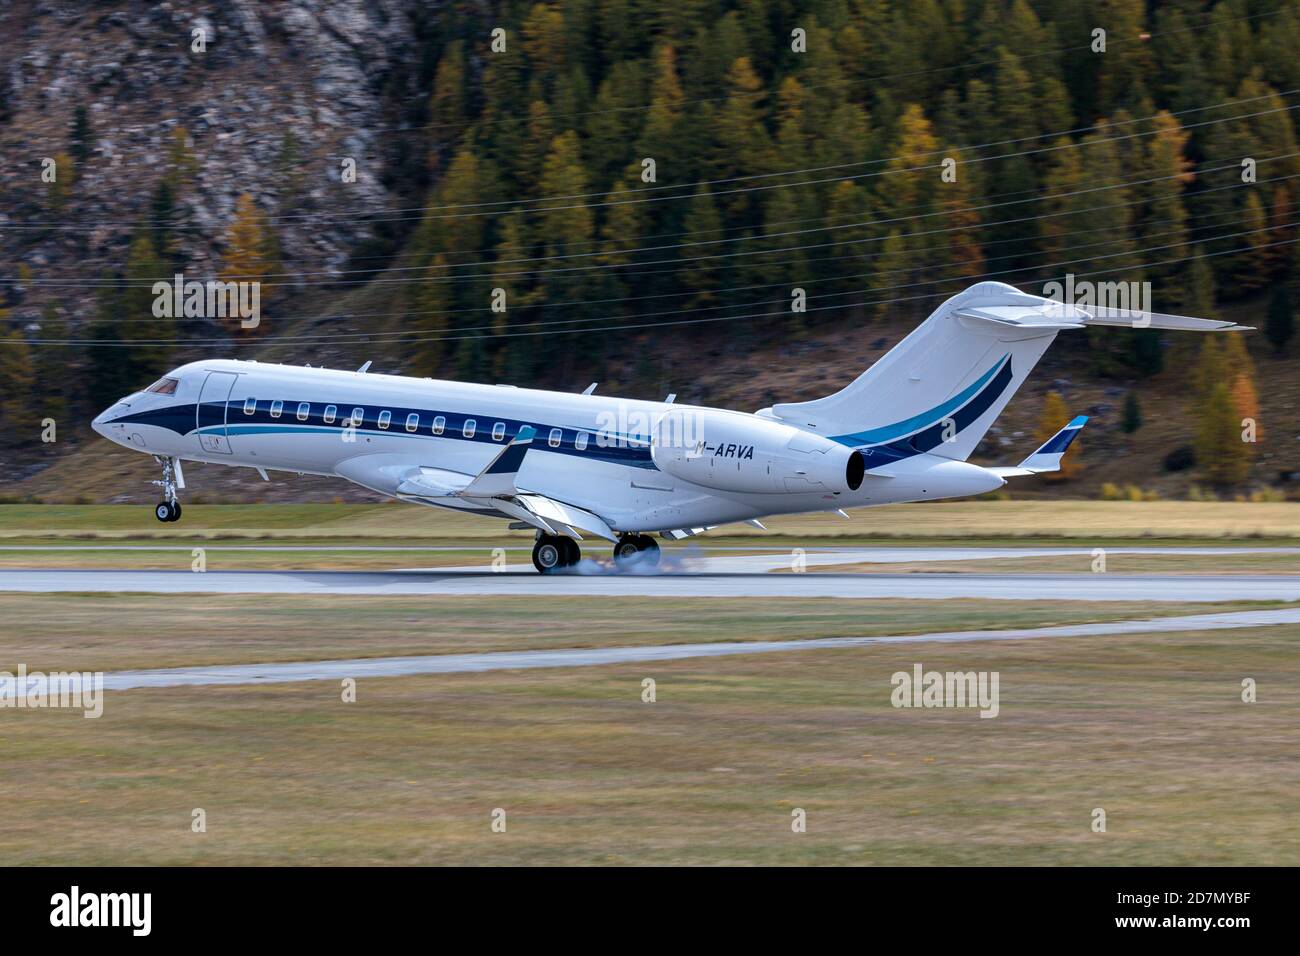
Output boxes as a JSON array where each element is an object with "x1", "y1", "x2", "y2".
[
  {"x1": 0, "y1": 568, "x2": 1297, "y2": 601},
  {"x1": 0, "y1": 547, "x2": 1294, "y2": 601}
]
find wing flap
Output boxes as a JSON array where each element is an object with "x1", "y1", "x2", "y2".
[{"x1": 511, "y1": 493, "x2": 618, "y2": 542}]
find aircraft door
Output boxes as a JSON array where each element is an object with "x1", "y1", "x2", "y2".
[{"x1": 196, "y1": 371, "x2": 238, "y2": 454}]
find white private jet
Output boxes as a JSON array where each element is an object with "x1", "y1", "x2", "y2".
[{"x1": 93, "y1": 281, "x2": 1247, "y2": 572}]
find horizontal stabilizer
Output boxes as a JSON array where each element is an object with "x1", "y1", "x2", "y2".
[
  {"x1": 955, "y1": 304, "x2": 1250, "y2": 333},
  {"x1": 997, "y1": 415, "x2": 1088, "y2": 476},
  {"x1": 1083, "y1": 306, "x2": 1252, "y2": 332}
]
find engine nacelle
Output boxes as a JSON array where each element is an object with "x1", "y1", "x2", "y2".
[{"x1": 651, "y1": 408, "x2": 864, "y2": 495}]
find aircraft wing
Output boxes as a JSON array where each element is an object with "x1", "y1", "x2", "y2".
[
  {"x1": 390, "y1": 426, "x2": 536, "y2": 498},
  {"x1": 359, "y1": 426, "x2": 618, "y2": 542}
]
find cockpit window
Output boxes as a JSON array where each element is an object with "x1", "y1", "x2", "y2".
[{"x1": 146, "y1": 377, "x2": 179, "y2": 395}]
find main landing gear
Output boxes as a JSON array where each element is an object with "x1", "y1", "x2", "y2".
[
  {"x1": 532, "y1": 533, "x2": 581, "y2": 573},
  {"x1": 152, "y1": 456, "x2": 183, "y2": 523},
  {"x1": 530, "y1": 532, "x2": 661, "y2": 573},
  {"x1": 612, "y1": 533, "x2": 660, "y2": 570}
]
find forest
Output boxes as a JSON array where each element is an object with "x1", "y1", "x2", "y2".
[{"x1": 2, "y1": 0, "x2": 1299, "y2": 491}]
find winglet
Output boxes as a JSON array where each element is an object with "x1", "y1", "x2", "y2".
[
  {"x1": 456, "y1": 426, "x2": 537, "y2": 497},
  {"x1": 1016, "y1": 415, "x2": 1087, "y2": 473}
]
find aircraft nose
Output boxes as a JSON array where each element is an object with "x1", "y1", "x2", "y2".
[{"x1": 92, "y1": 402, "x2": 127, "y2": 435}]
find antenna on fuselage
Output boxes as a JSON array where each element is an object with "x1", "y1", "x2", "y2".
[
  {"x1": 357, "y1": 361, "x2": 372, "y2": 373},
  {"x1": 581, "y1": 382, "x2": 597, "y2": 395}
]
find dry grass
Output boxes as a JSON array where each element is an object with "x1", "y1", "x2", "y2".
[
  {"x1": 2, "y1": 593, "x2": 1273, "y2": 672},
  {"x1": 801, "y1": 552, "x2": 1300, "y2": 575},
  {"x1": 2, "y1": 621, "x2": 1295, "y2": 865},
  {"x1": 0, "y1": 501, "x2": 1298, "y2": 544}
]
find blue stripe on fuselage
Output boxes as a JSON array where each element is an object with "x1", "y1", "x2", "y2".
[{"x1": 108, "y1": 400, "x2": 657, "y2": 469}]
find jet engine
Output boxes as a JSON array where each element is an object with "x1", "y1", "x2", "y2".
[{"x1": 651, "y1": 408, "x2": 864, "y2": 495}]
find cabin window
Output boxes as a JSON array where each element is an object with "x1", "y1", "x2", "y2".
[
  {"x1": 297, "y1": 402, "x2": 310, "y2": 422},
  {"x1": 405, "y1": 413, "x2": 419, "y2": 433},
  {"x1": 432, "y1": 416, "x2": 445, "y2": 436},
  {"x1": 378, "y1": 410, "x2": 392, "y2": 430},
  {"x1": 574, "y1": 432, "x2": 589, "y2": 451},
  {"x1": 492, "y1": 422, "x2": 506, "y2": 441},
  {"x1": 270, "y1": 400, "x2": 283, "y2": 419},
  {"x1": 243, "y1": 397, "x2": 257, "y2": 415},
  {"x1": 146, "y1": 377, "x2": 179, "y2": 395},
  {"x1": 351, "y1": 407, "x2": 364, "y2": 427},
  {"x1": 463, "y1": 419, "x2": 477, "y2": 438},
  {"x1": 323, "y1": 405, "x2": 337, "y2": 424},
  {"x1": 548, "y1": 428, "x2": 562, "y2": 448}
]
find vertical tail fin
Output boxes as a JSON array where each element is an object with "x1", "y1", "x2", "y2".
[
  {"x1": 767, "y1": 282, "x2": 1066, "y2": 461},
  {"x1": 766, "y1": 280, "x2": 1244, "y2": 464}
]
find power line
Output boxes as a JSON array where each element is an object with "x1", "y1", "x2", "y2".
[
  {"x1": 25, "y1": 220, "x2": 1291, "y2": 346},
  {"x1": 74, "y1": 181, "x2": 1296, "y2": 327},
  {"x1": 14, "y1": 93, "x2": 1297, "y2": 235},
  {"x1": 22, "y1": 149, "x2": 1298, "y2": 289}
]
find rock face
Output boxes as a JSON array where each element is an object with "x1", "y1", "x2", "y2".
[{"x1": 0, "y1": 0, "x2": 421, "y2": 313}]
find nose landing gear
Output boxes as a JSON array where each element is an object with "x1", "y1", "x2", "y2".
[
  {"x1": 532, "y1": 533, "x2": 581, "y2": 573},
  {"x1": 152, "y1": 456, "x2": 184, "y2": 523}
]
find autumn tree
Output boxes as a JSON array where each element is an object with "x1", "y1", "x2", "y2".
[
  {"x1": 1195, "y1": 382, "x2": 1251, "y2": 486},
  {"x1": 45, "y1": 150, "x2": 74, "y2": 212},
  {"x1": 1034, "y1": 391, "x2": 1083, "y2": 481},
  {"x1": 219, "y1": 193, "x2": 278, "y2": 334}
]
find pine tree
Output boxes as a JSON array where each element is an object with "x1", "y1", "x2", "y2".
[
  {"x1": 409, "y1": 254, "x2": 450, "y2": 376},
  {"x1": 70, "y1": 105, "x2": 93, "y2": 165},
  {"x1": 85, "y1": 274, "x2": 129, "y2": 408},
  {"x1": 1136, "y1": 111, "x2": 1192, "y2": 296},
  {"x1": 120, "y1": 227, "x2": 172, "y2": 378},
  {"x1": 35, "y1": 302, "x2": 68, "y2": 427},
  {"x1": 0, "y1": 308, "x2": 38, "y2": 442},
  {"x1": 1195, "y1": 382, "x2": 1251, "y2": 486},
  {"x1": 1122, "y1": 391, "x2": 1142, "y2": 434},
  {"x1": 936, "y1": 146, "x2": 984, "y2": 291},
  {"x1": 679, "y1": 185, "x2": 724, "y2": 311},
  {"x1": 537, "y1": 131, "x2": 594, "y2": 259},
  {"x1": 876, "y1": 104, "x2": 940, "y2": 296},
  {"x1": 637, "y1": 44, "x2": 685, "y2": 170},
  {"x1": 597, "y1": 180, "x2": 645, "y2": 302},
  {"x1": 1265, "y1": 285, "x2": 1294, "y2": 353},
  {"x1": 712, "y1": 57, "x2": 771, "y2": 221},
  {"x1": 427, "y1": 41, "x2": 467, "y2": 171}
]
